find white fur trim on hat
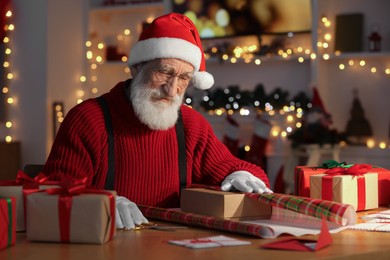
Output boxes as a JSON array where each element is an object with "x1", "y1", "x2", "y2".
[
  {"x1": 128, "y1": 37, "x2": 202, "y2": 71},
  {"x1": 193, "y1": 71, "x2": 214, "y2": 90}
]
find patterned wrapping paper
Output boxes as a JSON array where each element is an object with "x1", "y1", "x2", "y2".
[
  {"x1": 139, "y1": 190, "x2": 356, "y2": 238},
  {"x1": 139, "y1": 205, "x2": 275, "y2": 238}
]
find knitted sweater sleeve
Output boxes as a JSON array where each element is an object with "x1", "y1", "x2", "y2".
[
  {"x1": 43, "y1": 99, "x2": 107, "y2": 186},
  {"x1": 182, "y1": 107, "x2": 270, "y2": 188}
]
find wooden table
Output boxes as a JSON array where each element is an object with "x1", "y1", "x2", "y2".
[{"x1": 2, "y1": 210, "x2": 390, "y2": 260}]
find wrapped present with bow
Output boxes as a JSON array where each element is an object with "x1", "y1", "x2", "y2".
[
  {"x1": 295, "y1": 160, "x2": 390, "y2": 206},
  {"x1": 0, "y1": 170, "x2": 58, "y2": 231},
  {"x1": 310, "y1": 163, "x2": 378, "y2": 211},
  {"x1": 25, "y1": 176, "x2": 116, "y2": 244},
  {"x1": 0, "y1": 197, "x2": 16, "y2": 250}
]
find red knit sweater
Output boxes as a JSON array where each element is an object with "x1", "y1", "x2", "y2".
[{"x1": 44, "y1": 81, "x2": 270, "y2": 208}]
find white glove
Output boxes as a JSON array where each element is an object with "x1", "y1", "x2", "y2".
[
  {"x1": 221, "y1": 171, "x2": 273, "y2": 194},
  {"x1": 115, "y1": 196, "x2": 148, "y2": 230}
]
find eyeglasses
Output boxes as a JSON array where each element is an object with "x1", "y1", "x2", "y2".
[{"x1": 152, "y1": 69, "x2": 193, "y2": 89}]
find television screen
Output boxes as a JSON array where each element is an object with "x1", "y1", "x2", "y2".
[{"x1": 172, "y1": 0, "x2": 312, "y2": 39}]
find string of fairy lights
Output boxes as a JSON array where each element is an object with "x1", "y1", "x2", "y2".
[
  {"x1": 1, "y1": 7, "x2": 14, "y2": 143},
  {"x1": 78, "y1": 10, "x2": 389, "y2": 149}
]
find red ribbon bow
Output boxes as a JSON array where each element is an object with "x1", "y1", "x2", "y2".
[
  {"x1": 15, "y1": 170, "x2": 50, "y2": 185},
  {"x1": 324, "y1": 164, "x2": 372, "y2": 176},
  {"x1": 44, "y1": 175, "x2": 115, "y2": 243}
]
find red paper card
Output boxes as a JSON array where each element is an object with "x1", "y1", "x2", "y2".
[{"x1": 261, "y1": 218, "x2": 333, "y2": 251}]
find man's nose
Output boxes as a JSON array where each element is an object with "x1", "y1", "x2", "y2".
[{"x1": 164, "y1": 77, "x2": 180, "y2": 97}]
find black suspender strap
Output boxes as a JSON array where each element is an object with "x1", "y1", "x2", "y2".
[
  {"x1": 176, "y1": 110, "x2": 187, "y2": 192},
  {"x1": 97, "y1": 96, "x2": 116, "y2": 190},
  {"x1": 97, "y1": 89, "x2": 187, "y2": 193}
]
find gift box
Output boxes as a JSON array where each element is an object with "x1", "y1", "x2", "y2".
[
  {"x1": 0, "y1": 171, "x2": 58, "y2": 232},
  {"x1": 310, "y1": 172, "x2": 378, "y2": 211},
  {"x1": 295, "y1": 164, "x2": 390, "y2": 206},
  {"x1": 294, "y1": 166, "x2": 327, "y2": 197},
  {"x1": 0, "y1": 197, "x2": 16, "y2": 250},
  {"x1": 180, "y1": 188, "x2": 272, "y2": 220},
  {"x1": 26, "y1": 189, "x2": 116, "y2": 244}
]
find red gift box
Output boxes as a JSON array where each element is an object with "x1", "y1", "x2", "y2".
[
  {"x1": 0, "y1": 197, "x2": 16, "y2": 250},
  {"x1": 295, "y1": 164, "x2": 390, "y2": 206}
]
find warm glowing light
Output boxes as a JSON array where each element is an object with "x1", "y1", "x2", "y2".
[
  {"x1": 80, "y1": 76, "x2": 86, "y2": 82},
  {"x1": 334, "y1": 51, "x2": 341, "y2": 56},
  {"x1": 91, "y1": 88, "x2": 98, "y2": 94},
  {"x1": 77, "y1": 90, "x2": 85, "y2": 97},
  {"x1": 7, "y1": 73, "x2": 13, "y2": 79},
  {"x1": 287, "y1": 115, "x2": 294, "y2": 122},
  {"x1": 3, "y1": 61, "x2": 9, "y2": 67},
  {"x1": 124, "y1": 28, "x2": 131, "y2": 35},
  {"x1": 91, "y1": 76, "x2": 97, "y2": 82},
  {"x1": 323, "y1": 54, "x2": 330, "y2": 60},
  {"x1": 97, "y1": 43, "x2": 104, "y2": 49},
  {"x1": 222, "y1": 54, "x2": 228, "y2": 60},
  {"x1": 244, "y1": 145, "x2": 250, "y2": 152},
  {"x1": 323, "y1": 42, "x2": 329, "y2": 48},
  {"x1": 272, "y1": 130, "x2": 279, "y2": 137},
  {"x1": 5, "y1": 136, "x2": 12, "y2": 143},
  {"x1": 85, "y1": 41, "x2": 92, "y2": 47},
  {"x1": 339, "y1": 64, "x2": 345, "y2": 70},
  {"x1": 6, "y1": 10, "x2": 12, "y2": 17},
  {"x1": 3, "y1": 36, "x2": 9, "y2": 43},
  {"x1": 7, "y1": 24, "x2": 14, "y2": 31},
  {"x1": 5, "y1": 121, "x2": 12, "y2": 128},
  {"x1": 121, "y1": 56, "x2": 128, "y2": 62},
  {"x1": 230, "y1": 57, "x2": 237, "y2": 63},
  {"x1": 296, "y1": 122, "x2": 302, "y2": 128},
  {"x1": 7, "y1": 97, "x2": 13, "y2": 104},
  {"x1": 359, "y1": 60, "x2": 366, "y2": 66},
  {"x1": 124, "y1": 67, "x2": 130, "y2": 73},
  {"x1": 310, "y1": 53, "x2": 316, "y2": 60},
  {"x1": 324, "y1": 33, "x2": 331, "y2": 41},
  {"x1": 91, "y1": 63, "x2": 97, "y2": 69},
  {"x1": 348, "y1": 60, "x2": 354, "y2": 66},
  {"x1": 255, "y1": 59, "x2": 261, "y2": 65},
  {"x1": 379, "y1": 142, "x2": 386, "y2": 149},
  {"x1": 86, "y1": 51, "x2": 93, "y2": 59},
  {"x1": 5, "y1": 48, "x2": 11, "y2": 54},
  {"x1": 77, "y1": 99, "x2": 83, "y2": 104},
  {"x1": 371, "y1": 67, "x2": 377, "y2": 73},
  {"x1": 366, "y1": 139, "x2": 375, "y2": 148},
  {"x1": 55, "y1": 104, "x2": 62, "y2": 111},
  {"x1": 298, "y1": 57, "x2": 304, "y2": 63},
  {"x1": 2, "y1": 87, "x2": 9, "y2": 93},
  {"x1": 385, "y1": 68, "x2": 390, "y2": 75},
  {"x1": 96, "y1": 56, "x2": 103, "y2": 62}
]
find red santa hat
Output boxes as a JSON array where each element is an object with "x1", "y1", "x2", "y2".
[{"x1": 128, "y1": 13, "x2": 214, "y2": 90}]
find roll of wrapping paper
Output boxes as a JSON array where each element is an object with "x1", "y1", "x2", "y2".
[
  {"x1": 190, "y1": 185, "x2": 356, "y2": 226},
  {"x1": 139, "y1": 191, "x2": 356, "y2": 238},
  {"x1": 139, "y1": 205, "x2": 276, "y2": 238}
]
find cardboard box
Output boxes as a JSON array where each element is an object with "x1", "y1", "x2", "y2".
[
  {"x1": 180, "y1": 188, "x2": 272, "y2": 220},
  {"x1": 0, "y1": 197, "x2": 16, "y2": 250},
  {"x1": 310, "y1": 173, "x2": 378, "y2": 211},
  {"x1": 26, "y1": 191, "x2": 115, "y2": 244}
]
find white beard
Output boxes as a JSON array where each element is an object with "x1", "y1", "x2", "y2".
[{"x1": 129, "y1": 72, "x2": 183, "y2": 130}]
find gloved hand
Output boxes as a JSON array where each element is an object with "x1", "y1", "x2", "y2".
[
  {"x1": 115, "y1": 195, "x2": 148, "y2": 230},
  {"x1": 221, "y1": 171, "x2": 273, "y2": 193}
]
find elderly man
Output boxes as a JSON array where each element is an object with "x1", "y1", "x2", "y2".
[{"x1": 43, "y1": 13, "x2": 271, "y2": 230}]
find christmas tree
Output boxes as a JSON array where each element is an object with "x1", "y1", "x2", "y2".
[{"x1": 344, "y1": 89, "x2": 373, "y2": 145}]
